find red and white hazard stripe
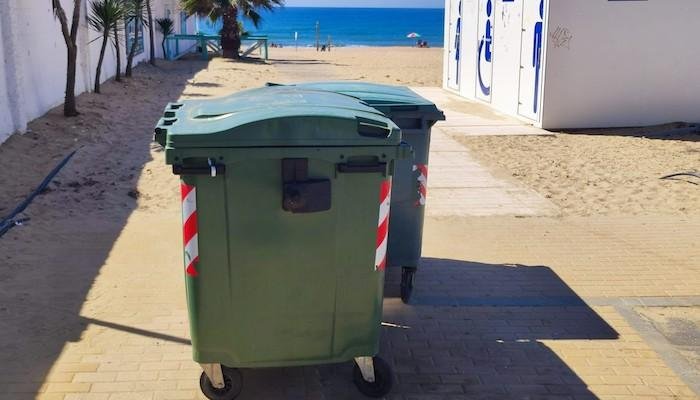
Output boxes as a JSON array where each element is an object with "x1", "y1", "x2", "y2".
[
  {"x1": 181, "y1": 182, "x2": 199, "y2": 277},
  {"x1": 414, "y1": 164, "x2": 428, "y2": 207},
  {"x1": 375, "y1": 179, "x2": 392, "y2": 271}
]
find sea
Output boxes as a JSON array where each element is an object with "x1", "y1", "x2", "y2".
[{"x1": 242, "y1": 7, "x2": 445, "y2": 48}]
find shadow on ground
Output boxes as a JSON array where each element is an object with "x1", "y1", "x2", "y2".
[
  {"x1": 0, "y1": 61, "x2": 206, "y2": 398},
  {"x1": 564, "y1": 122, "x2": 700, "y2": 142},
  {"x1": 233, "y1": 258, "x2": 618, "y2": 399}
]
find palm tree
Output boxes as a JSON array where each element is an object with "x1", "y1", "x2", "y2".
[
  {"x1": 156, "y1": 17, "x2": 175, "y2": 60},
  {"x1": 89, "y1": 0, "x2": 125, "y2": 93},
  {"x1": 51, "y1": 0, "x2": 83, "y2": 116},
  {"x1": 180, "y1": 0, "x2": 284, "y2": 59},
  {"x1": 146, "y1": 0, "x2": 156, "y2": 65},
  {"x1": 124, "y1": 0, "x2": 148, "y2": 76}
]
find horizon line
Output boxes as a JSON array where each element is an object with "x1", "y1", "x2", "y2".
[{"x1": 281, "y1": 5, "x2": 445, "y2": 9}]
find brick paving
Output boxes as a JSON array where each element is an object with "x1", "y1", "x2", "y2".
[
  {"x1": 2, "y1": 169, "x2": 698, "y2": 400},
  {"x1": 426, "y1": 128, "x2": 559, "y2": 217}
]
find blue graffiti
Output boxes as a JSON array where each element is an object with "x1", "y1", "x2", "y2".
[
  {"x1": 454, "y1": 1, "x2": 462, "y2": 84},
  {"x1": 532, "y1": 0, "x2": 544, "y2": 114},
  {"x1": 477, "y1": 0, "x2": 493, "y2": 96}
]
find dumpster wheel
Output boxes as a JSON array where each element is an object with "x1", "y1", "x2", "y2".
[
  {"x1": 353, "y1": 356, "x2": 393, "y2": 398},
  {"x1": 400, "y1": 267, "x2": 416, "y2": 304},
  {"x1": 199, "y1": 366, "x2": 242, "y2": 400}
]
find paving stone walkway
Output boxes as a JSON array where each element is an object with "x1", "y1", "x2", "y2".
[{"x1": 426, "y1": 127, "x2": 559, "y2": 217}]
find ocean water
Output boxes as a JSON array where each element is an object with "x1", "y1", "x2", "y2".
[{"x1": 242, "y1": 7, "x2": 445, "y2": 48}]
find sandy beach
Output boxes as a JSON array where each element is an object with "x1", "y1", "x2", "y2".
[
  {"x1": 457, "y1": 126, "x2": 700, "y2": 216},
  {"x1": 0, "y1": 46, "x2": 443, "y2": 224}
]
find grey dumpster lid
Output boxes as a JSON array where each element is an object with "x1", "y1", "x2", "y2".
[
  {"x1": 270, "y1": 81, "x2": 445, "y2": 120},
  {"x1": 155, "y1": 87, "x2": 401, "y2": 149}
]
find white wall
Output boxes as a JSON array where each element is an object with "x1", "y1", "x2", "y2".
[
  {"x1": 0, "y1": 0, "x2": 179, "y2": 144},
  {"x1": 490, "y1": 0, "x2": 523, "y2": 116},
  {"x1": 442, "y1": 0, "x2": 479, "y2": 98},
  {"x1": 444, "y1": 0, "x2": 700, "y2": 130},
  {"x1": 542, "y1": 0, "x2": 700, "y2": 129},
  {"x1": 0, "y1": 2, "x2": 24, "y2": 138}
]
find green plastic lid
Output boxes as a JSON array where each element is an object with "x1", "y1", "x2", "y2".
[
  {"x1": 155, "y1": 87, "x2": 401, "y2": 149},
  {"x1": 271, "y1": 81, "x2": 445, "y2": 119}
]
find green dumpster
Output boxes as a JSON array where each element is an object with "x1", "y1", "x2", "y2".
[
  {"x1": 155, "y1": 88, "x2": 409, "y2": 399},
  {"x1": 269, "y1": 82, "x2": 445, "y2": 303}
]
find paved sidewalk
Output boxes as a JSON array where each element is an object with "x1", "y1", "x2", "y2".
[
  {"x1": 410, "y1": 87, "x2": 552, "y2": 137},
  {"x1": 426, "y1": 127, "x2": 559, "y2": 217},
  {"x1": 3, "y1": 211, "x2": 698, "y2": 399}
]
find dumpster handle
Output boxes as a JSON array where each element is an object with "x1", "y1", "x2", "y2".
[
  {"x1": 173, "y1": 159, "x2": 225, "y2": 177},
  {"x1": 337, "y1": 162, "x2": 386, "y2": 174}
]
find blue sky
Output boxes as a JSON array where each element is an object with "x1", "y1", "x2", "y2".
[{"x1": 283, "y1": 0, "x2": 444, "y2": 8}]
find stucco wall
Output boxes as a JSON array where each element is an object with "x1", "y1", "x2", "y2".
[{"x1": 0, "y1": 0, "x2": 183, "y2": 145}]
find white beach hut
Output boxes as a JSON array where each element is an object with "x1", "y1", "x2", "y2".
[{"x1": 443, "y1": 0, "x2": 700, "y2": 129}]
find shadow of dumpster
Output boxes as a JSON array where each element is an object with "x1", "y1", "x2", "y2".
[
  {"x1": 0, "y1": 60, "x2": 207, "y2": 399},
  {"x1": 234, "y1": 258, "x2": 617, "y2": 399}
]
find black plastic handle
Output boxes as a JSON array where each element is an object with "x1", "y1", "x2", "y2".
[
  {"x1": 173, "y1": 165, "x2": 226, "y2": 176},
  {"x1": 337, "y1": 162, "x2": 386, "y2": 174}
]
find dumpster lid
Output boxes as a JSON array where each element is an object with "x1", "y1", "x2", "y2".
[
  {"x1": 156, "y1": 87, "x2": 402, "y2": 149},
  {"x1": 270, "y1": 81, "x2": 445, "y2": 120}
]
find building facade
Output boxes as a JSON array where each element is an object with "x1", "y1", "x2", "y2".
[{"x1": 443, "y1": 0, "x2": 700, "y2": 129}]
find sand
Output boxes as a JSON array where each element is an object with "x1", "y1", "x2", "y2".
[
  {"x1": 456, "y1": 128, "x2": 700, "y2": 216},
  {"x1": 0, "y1": 47, "x2": 443, "y2": 228},
  {"x1": 267, "y1": 47, "x2": 443, "y2": 85},
  {"x1": 0, "y1": 58, "x2": 281, "y2": 228},
  {"x1": 1, "y1": 46, "x2": 697, "y2": 240}
]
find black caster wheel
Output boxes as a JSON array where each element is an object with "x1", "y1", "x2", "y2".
[
  {"x1": 353, "y1": 357, "x2": 393, "y2": 398},
  {"x1": 400, "y1": 267, "x2": 416, "y2": 304},
  {"x1": 199, "y1": 366, "x2": 243, "y2": 400}
]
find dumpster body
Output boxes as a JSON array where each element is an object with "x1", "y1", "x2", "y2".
[
  {"x1": 156, "y1": 88, "x2": 407, "y2": 399},
  {"x1": 272, "y1": 82, "x2": 445, "y2": 303}
]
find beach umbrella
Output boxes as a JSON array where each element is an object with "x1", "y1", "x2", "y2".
[{"x1": 406, "y1": 32, "x2": 421, "y2": 38}]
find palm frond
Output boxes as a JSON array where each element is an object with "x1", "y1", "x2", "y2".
[
  {"x1": 88, "y1": 0, "x2": 126, "y2": 34},
  {"x1": 124, "y1": 0, "x2": 149, "y2": 25},
  {"x1": 180, "y1": 0, "x2": 284, "y2": 25}
]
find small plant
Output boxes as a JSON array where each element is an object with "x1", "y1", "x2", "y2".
[
  {"x1": 155, "y1": 17, "x2": 175, "y2": 59},
  {"x1": 88, "y1": 0, "x2": 125, "y2": 93}
]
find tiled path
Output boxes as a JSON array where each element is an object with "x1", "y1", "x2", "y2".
[
  {"x1": 426, "y1": 127, "x2": 558, "y2": 217},
  {"x1": 411, "y1": 87, "x2": 559, "y2": 217}
]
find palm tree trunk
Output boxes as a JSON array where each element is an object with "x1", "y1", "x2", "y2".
[
  {"x1": 146, "y1": 0, "x2": 155, "y2": 65},
  {"x1": 53, "y1": 0, "x2": 81, "y2": 116},
  {"x1": 126, "y1": 21, "x2": 139, "y2": 77},
  {"x1": 114, "y1": 23, "x2": 121, "y2": 82},
  {"x1": 220, "y1": 6, "x2": 240, "y2": 59},
  {"x1": 95, "y1": 31, "x2": 109, "y2": 93},
  {"x1": 162, "y1": 37, "x2": 167, "y2": 61},
  {"x1": 64, "y1": 43, "x2": 79, "y2": 116}
]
